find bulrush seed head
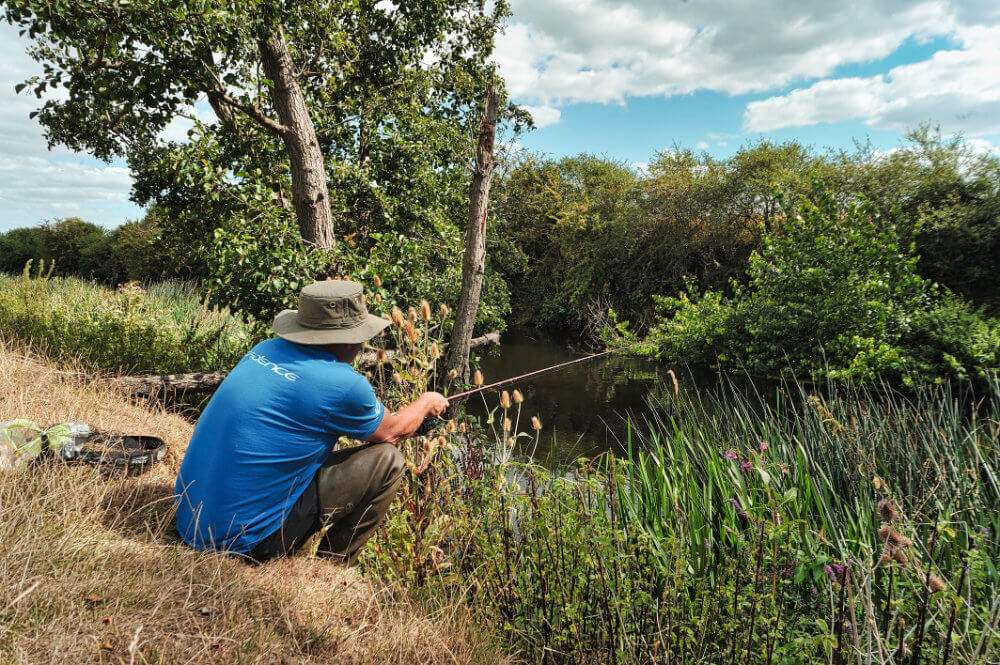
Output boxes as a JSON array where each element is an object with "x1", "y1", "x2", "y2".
[
  {"x1": 391, "y1": 309, "x2": 405, "y2": 328},
  {"x1": 500, "y1": 391, "x2": 511, "y2": 408},
  {"x1": 372, "y1": 274, "x2": 382, "y2": 287},
  {"x1": 420, "y1": 300, "x2": 432, "y2": 322},
  {"x1": 474, "y1": 370, "x2": 484, "y2": 386},
  {"x1": 513, "y1": 390, "x2": 523, "y2": 404},
  {"x1": 877, "y1": 498, "x2": 897, "y2": 522},
  {"x1": 531, "y1": 416, "x2": 542, "y2": 430}
]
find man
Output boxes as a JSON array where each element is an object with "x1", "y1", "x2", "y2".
[{"x1": 174, "y1": 280, "x2": 448, "y2": 564}]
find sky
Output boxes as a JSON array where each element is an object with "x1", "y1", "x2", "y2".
[{"x1": 2, "y1": 0, "x2": 1000, "y2": 231}]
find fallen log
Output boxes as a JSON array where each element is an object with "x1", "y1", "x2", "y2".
[{"x1": 22, "y1": 331, "x2": 501, "y2": 396}]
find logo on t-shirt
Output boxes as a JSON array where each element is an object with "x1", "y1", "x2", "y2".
[{"x1": 247, "y1": 351, "x2": 299, "y2": 381}]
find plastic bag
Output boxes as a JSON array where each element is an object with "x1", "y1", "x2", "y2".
[{"x1": 0, "y1": 419, "x2": 44, "y2": 470}]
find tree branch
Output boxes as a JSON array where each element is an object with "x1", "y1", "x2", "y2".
[{"x1": 206, "y1": 89, "x2": 289, "y2": 136}]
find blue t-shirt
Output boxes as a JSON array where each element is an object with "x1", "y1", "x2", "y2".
[{"x1": 174, "y1": 337, "x2": 385, "y2": 553}]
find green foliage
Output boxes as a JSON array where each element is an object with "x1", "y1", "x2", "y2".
[
  {"x1": 0, "y1": 273, "x2": 252, "y2": 374},
  {"x1": 637, "y1": 180, "x2": 1000, "y2": 385},
  {"x1": 5, "y1": 0, "x2": 526, "y2": 328}
]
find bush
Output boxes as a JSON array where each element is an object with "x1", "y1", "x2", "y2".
[
  {"x1": 634, "y1": 180, "x2": 1000, "y2": 385},
  {"x1": 0, "y1": 271, "x2": 253, "y2": 374}
]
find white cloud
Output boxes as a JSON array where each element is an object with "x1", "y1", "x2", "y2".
[
  {"x1": 522, "y1": 104, "x2": 563, "y2": 128},
  {"x1": 743, "y1": 25, "x2": 1000, "y2": 135},
  {"x1": 496, "y1": 0, "x2": 959, "y2": 110},
  {"x1": 0, "y1": 24, "x2": 142, "y2": 230},
  {"x1": 695, "y1": 141, "x2": 710, "y2": 150}
]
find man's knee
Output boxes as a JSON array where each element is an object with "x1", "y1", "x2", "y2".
[{"x1": 370, "y1": 443, "x2": 404, "y2": 483}]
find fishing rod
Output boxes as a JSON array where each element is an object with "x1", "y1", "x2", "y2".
[
  {"x1": 415, "y1": 342, "x2": 643, "y2": 435},
  {"x1": 447, "y1": 342, "x2": 644, "y2": 402}
]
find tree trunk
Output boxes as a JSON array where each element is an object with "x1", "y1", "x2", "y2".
[
  {"x1": 446, "y1": 83, "x2": 500, "y2": 385},
  {"x1": 259, "y1": 32, "x2": 336, "y2": 249}
]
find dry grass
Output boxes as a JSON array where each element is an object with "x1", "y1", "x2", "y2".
[{"x1": 0, "y1": 338, "x2": 511, "y2": 665}]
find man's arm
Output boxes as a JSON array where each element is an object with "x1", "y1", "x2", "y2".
[{"x1": 366, "y1": 392, "x2": 449, "y2": 445}]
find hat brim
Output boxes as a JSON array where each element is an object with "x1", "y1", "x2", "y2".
[{"x1": 272, "y1": 309, "x2": 390, "y2": 345}]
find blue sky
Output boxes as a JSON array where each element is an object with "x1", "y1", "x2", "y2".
[{"x1": 2, "y1": 0, "x2": 999, "y2": 231}]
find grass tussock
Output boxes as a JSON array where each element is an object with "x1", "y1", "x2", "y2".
[{"x1": 0, "y1": 338, "x2": 509, "y2": 665}]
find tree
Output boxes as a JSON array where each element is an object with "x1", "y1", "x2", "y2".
[
  {"x1": 0, "y1": 227, "x2": 45, "y2": 274},
  {"x1": 447, "y1": 83, "x2": 499, "y2": 384},
  {"x1": 5, "y1": 1, "x2": 526, "y2": 320}
]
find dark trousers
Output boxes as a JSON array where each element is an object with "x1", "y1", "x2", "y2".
[{"x1": 248, "y1": 442, "x2": 404, "y2": 565}]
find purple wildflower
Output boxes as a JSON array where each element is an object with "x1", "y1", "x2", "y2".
[
  {"x1": 704, "y1": 538, "x2": 710, "y2": 550},
  {"x1": 740, "y1": 460, "x2": 753, "y2": 471},
  {"x1": 759, "y1": 441, "x2": 768, "y2": 451},
  {"x1": 844, "y1": 621, "x2": 853, "y2": 634},
  {"x1": 724, "y1": 449, "x2": 738, "y2": 460}
]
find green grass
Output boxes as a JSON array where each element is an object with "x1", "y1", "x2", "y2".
[{"x1": 0, "y1": 267, "x2": 257, "y2": 374}]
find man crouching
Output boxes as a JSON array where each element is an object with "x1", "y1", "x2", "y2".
[{"x1": 174, "y1": 280, "x2": 447, "y2": 564}]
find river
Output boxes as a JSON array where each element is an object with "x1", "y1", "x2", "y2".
[{"x1": 463, "y1": 328, "x2": 672, "y2": 464}]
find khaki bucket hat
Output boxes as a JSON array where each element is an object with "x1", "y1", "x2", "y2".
[{"x1": 273, "y1": 280, "x2": 389, "y2": 345}]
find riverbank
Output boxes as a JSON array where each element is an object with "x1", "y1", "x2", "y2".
[{"x1": 0, "y1": 340, "x2": 508, "y2": 664}]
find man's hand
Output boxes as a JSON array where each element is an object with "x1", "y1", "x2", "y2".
[
  {"x1": 366, "y1": 391, "x2": 450, "y2": 444},
  {"x1": 422, "y1": 391, "x2": 449, "y2": 417}
]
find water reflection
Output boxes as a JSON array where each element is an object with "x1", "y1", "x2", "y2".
[{"x1": 462, "y1": 328, "x2": 669, "y2": 464}]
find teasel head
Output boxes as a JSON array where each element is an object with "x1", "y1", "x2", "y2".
[
  {"x1": 376, "y1": 348, "x2": 387, "y2": 363},
  {"x1": 891, "y1": 549, "x2": 908, "y2": 566},
  {"x1": 877, "y1": 498, "x2": 897, "y2": 523},
  {"x1": 459, "y1": 422, "x2": 467, "y2": 433},
  {"x1": 372, "y1": 274, "x2": 382, "y2": 287},
  {"x1": 503, "y1": 417, "x2": 512, "y2": 432},
  {"x1": 391, "y1": 308, "x2": 405, "y2": 328},
  {"x1": 408, "y1": 307, "x2": 418, "y2": 323},
  {"x1": 430, "y1": 343, "x2": 440, "y2": 359},
  {"x1": 513, "y1": 389, "x2": 524, "y2": 404},
  {"x1": 439, "y1": 303, "x2": 450, "y2": 317},
  {"x1": 927, "y1": 574, "x2": 946, "y2": 594},
  {"x1": 448, "y1": 369, "x2": 458, "y2": 380},
  {"x1": 500, "y1": 391, "x2": 511, "y2": 408},
  {"x1": 392, "y1": 372, "x2": 403, "y2": 385},
  {"x1": 447, "y1": 420, "x2": 457, "y2": 433},
  {"x1": 375, "y1": 293, "x2": 383, "y2": 303},
  {"x1": 880, "y1": 553, "x2": 893, "y2": 566},
  {"x1": 403, "y1": 320, "x2": 419, "y2": 343},
  {"x1": 532, "y1": 416, "x2": 542, "y2": 431},
  {"x1": 877, "y1": 525, "x2": 912, "y2": 548},
  {"x1": 420, "y1": 299, "x2": 432, "y2": 322},
  {"x1": 474, "y1": 370, "x2": 484, "y2": 386}
]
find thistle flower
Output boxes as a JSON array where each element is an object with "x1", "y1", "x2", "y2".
[
  {"x1": 448, "y1": 369, "x2": 458, "y2": 379},
  {"x1": 531, "y1": 416, "x2": 542, "y2": 430},
  {"x1": 408, "y1": 307, "x2": 418, "y2": 323},
  {"x1": 474, "y1": 370, "x2": 483, "y2": 386},
  {"x1": 419, "y1": 299, "x2": 432, "y2": 322},
  {"x1": 430, "y1": 343, "x2": 440, "y2": 359},
  {"x1": 439, "y1": 303, "x2": 450, "y2": 317},
  {"x1": 500, "y1": 391, "x2": 511, "y2": 408},
  {"x1": 391, "y1": 308, "x2": 405, "y2": 328},
  {"x1": 513, "y1": 390, "x2": 523, "y2": 404},
  {"x1": 503, "y1": 417, "x2": 511, "y2": 432},
  {"x1": 877, "y1": 498, "x2": 897, "y2": 523},
  {"x1": 372, "y1": 274, "x2": 382, "y2": 287}
]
